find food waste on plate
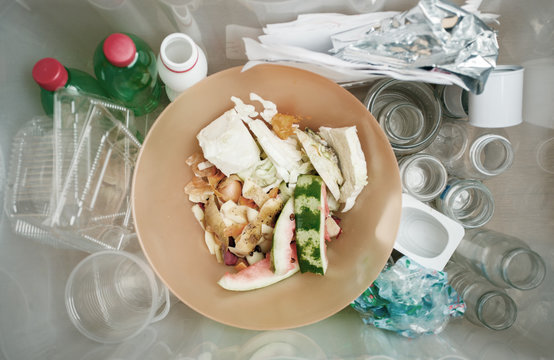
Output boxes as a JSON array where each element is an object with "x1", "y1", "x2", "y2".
[{"x1": 184, "y1": 93, "x2": 368, "y2": 291}]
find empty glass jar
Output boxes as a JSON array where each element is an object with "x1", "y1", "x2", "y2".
[
  {"x1": 435, "y1": 178, "x2": 495, "y2": 228},
  {"x1": 436, "y1": 85, "x2": 469, "y2": 119},
  {"x1": 445, "y1": 261, "x2": 517, "y2": 331},
  {"x1": 364, "y1": 79, "x2": 442, "y2": 155},
  {"x1": 453, "y1": 228, "x2": 546, "y2": 290},
  {"x1": 426, "y1": 120, "x2": 515, "y2": 180},
  {"x1": 398, "y1": 154, "x2": 448, "y2": 202}
]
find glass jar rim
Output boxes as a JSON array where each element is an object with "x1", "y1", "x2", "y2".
[
  {"x1": 439, "y1": 179, "x2": 495, "y2": 228},
  {"x1": 476, "y1": 290, "x2": 517, "y2": 331},
  {"x1": 470, "y1": 134, "x2": 514, "y2": 177},
  {"x1": 364, "y1": 79, "x2": 442, "y2": 154},
  {"x1": 501, "y1": 248, "x2": 547, "y2": 290},
  {"x1": 399, "y1": 154, "x2": 448, "y2": 202}
]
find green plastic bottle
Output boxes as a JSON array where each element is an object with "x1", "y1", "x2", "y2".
[
  {"x1": 93, "y1": 33, "x2": 161, "y2": 116},
  {"x1": 32, "y1": 57, "x2": 108, "y2": 116}
]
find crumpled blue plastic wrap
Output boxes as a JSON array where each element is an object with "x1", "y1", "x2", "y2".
[{"x1": 351, "y1": 257, "x2": 465, "y2": 338}]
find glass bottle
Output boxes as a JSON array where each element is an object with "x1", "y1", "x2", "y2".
[
  {"x1": 157, "y1": 33, "x2": 208, "y2": 101},
  {"x1": 452, "y1": 228, "x2": 546, "y2": 290},
  {"x1": 426, "y1": 119, "x2": 514, "y2": 180},
  {"x1": 93, "y1": 33, "x2": 161, "y2": 116},
  {"x1": 445, "y1": 261, "x2": 517, "y2": 331},
  {"x1": 397, "y1": 154, "x2": 448, "y2": 202},
  {"x1": 435, "y1": 178, "x2": 494, "y2": 229},
  {"x1": 364, "y1": 79, "x2": 442, "y2": 155},
  {"x1": 32, "y1": 57, "x2": 108, "y2": 116}
]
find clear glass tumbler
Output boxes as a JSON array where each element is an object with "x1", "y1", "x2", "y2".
[
  {"x1": 398, "y1": 154, "x2": 448, "y2": 202},
  {"x1": 364, "y1": 79, "x2": 442, "y2": 155},
  {"x1": 445, "y1": 261, "x2": 517, "y2": 331},
  {"x1": 453, "y1": 228, "x2": 546, "y2": 290},
  {"x1": 435, "y1": 178, "x2": 495, "y2": 229}
]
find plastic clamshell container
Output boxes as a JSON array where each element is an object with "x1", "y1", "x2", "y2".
[
  {"x1": 394, "y1": 193, "x2": 465, "y2": 270},
  {"x1": 52, "y1": 88, "x2": 135, "y2": 211},
  {"x1": 3, "y1": 117, "x2": 72, "y2": 248},
  {"x1": 50, "y1": 94, "x2": 141, "y2": 249}
]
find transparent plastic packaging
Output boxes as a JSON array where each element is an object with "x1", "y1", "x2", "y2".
[
  {"x1": 3, "y1": 117, "x2": 69, "y2": 248},
  {"x1": 364, "y1": 79, "x2": 442, "y2": 155},
  {"x1": 435, "y1": 178, "x2": 495, "y2": 229},
  {"x1": 445, "y1": 261, "x2": 517, "y2": 331},
  {"x1": 50, "y1": 90, "x2": 141, "y2": 250},
  {"x1": 453, "y1": 228, "x2": 546, "y2": 290},
  {"x1": 4, "y1": 91, "x2": 141, "y2": 253},
  {"x1": 426, "y1": 120, "x2": 514, "y2": 180}
]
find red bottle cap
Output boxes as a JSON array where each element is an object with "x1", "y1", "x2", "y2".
[
  {"x1": 103, "y1": 33, "x2": 136, "y2": 67},
  {"x1": 32, "y1": 57, "x2": 69, "y2": 91}
]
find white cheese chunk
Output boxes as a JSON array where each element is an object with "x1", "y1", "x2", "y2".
[
  {"x1": 197, "y1": 109, "x2": 260, "y2": 176},
  {"x1": 319, "y1": 126, "x2": 368, "y2": 212}
]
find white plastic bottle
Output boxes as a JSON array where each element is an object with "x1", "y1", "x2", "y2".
[{"x1": 157, "y1": 33, "x2": 208, "y2": 101}]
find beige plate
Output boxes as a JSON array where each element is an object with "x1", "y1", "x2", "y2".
[{"x1": 132, "y1": 65, "x2": 402, "y2": 330}]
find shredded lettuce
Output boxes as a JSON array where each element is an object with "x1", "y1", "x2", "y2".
[{"x1": 237, "y1": 157, "x2": 280, "y2": 188}]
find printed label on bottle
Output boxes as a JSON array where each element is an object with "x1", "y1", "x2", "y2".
[{"x1": 439, "y1": 184, "x2": 451, "y2": 200}]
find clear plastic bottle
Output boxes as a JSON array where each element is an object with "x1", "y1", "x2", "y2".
[
  {"x1": 157, "y1": 33, "x2": 208, "y2": 101},
  {"x1": 453, "y1": 228, "x2": 546, "y2": 290},
  {"x1": 397, "y1": 154, "x2": 448, "y2": 202},
  {"x1": 32, "y1": 57, "x2": 108, "y2": 116},
  {"x1": 364, "y1": 79, "x2": 442, "y2": 155},
  {"x1": 426, "y1": 120, "x2": 514, "y2": 180},
  {"x1": 93, "y1": 33, "x2": 161, "y2": 116},
  {"x1": 445, "y1": 261, "x2": 517, "y2": 331},
  {"x1": 435, "y1": 178, "x2": 494, "y2": 229}
]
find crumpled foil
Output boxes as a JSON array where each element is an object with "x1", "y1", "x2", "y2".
[
  {"x1": 333, "y1": 0, "x2": 498, "y2": 93},
  {"x1": 351, "y1": 257, "x2": 465, "y2": 338}
]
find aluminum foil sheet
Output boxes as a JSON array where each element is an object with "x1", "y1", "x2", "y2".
[{"x1": 333, "y1": 0, "x2": 498, "y2": 93}]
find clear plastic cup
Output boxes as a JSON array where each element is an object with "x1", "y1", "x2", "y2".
[{"x1": 65, "y1": 250, "x2": 171, "y2": 343}]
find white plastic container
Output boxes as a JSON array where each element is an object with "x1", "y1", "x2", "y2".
[
  {"x1": 394, "y1": 194, "x2": 465, "y2": 271},
  {"x1": 157, "y1": 33, "x2": 208, "y2": 101}
]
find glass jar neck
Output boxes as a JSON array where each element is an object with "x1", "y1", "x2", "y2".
[
  {"x1": 469, "y1": 134, "x2": 514, "y2": 177},
  {"x1": 501, "y1": 248, "x2": 547, "y2": 290},
  {"x1": 440, "y1": 179, "x2": 494, "y2": 228},
  {"x1": 476, "y1": 290, "x2": 517, "y2": 330},
  {"x1": 398, "y1": 154, "x2": 448, "y2": 202}
]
